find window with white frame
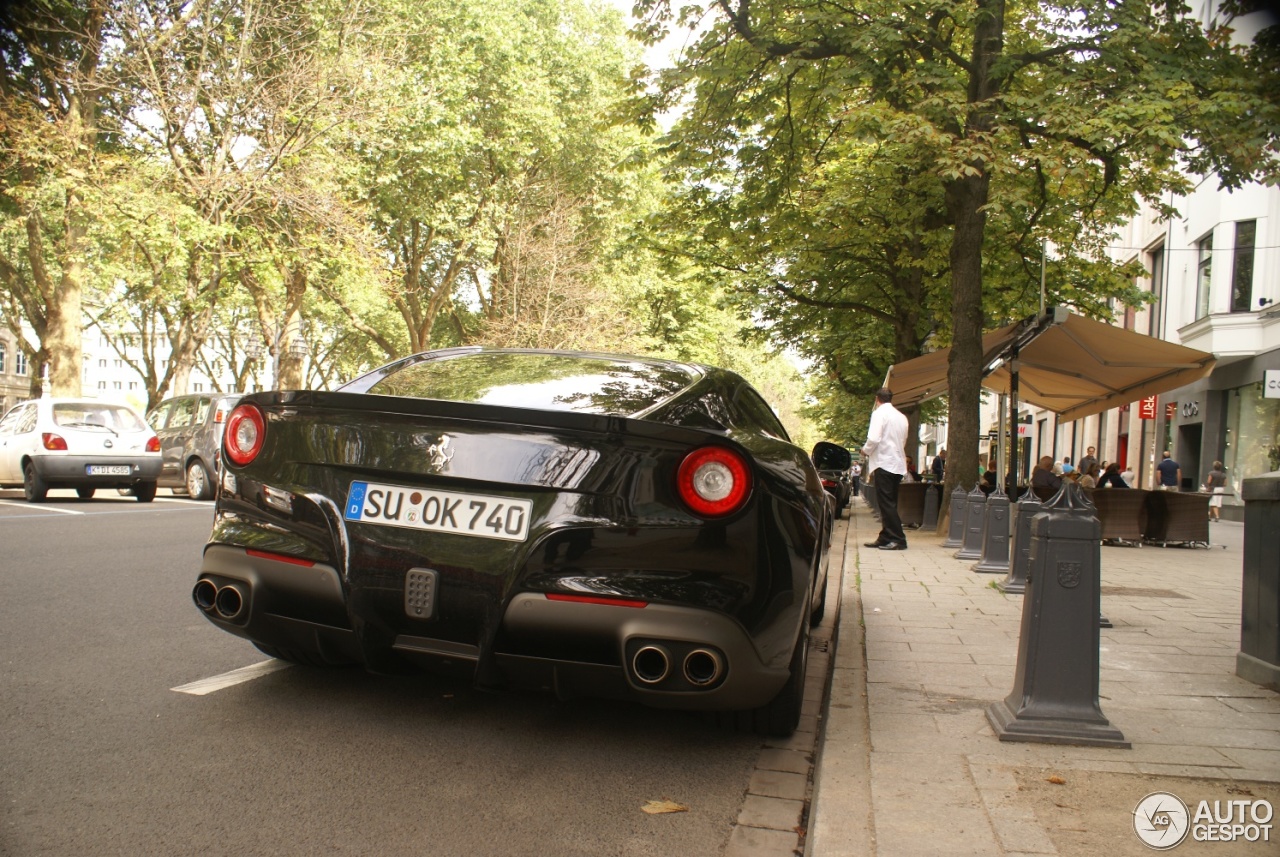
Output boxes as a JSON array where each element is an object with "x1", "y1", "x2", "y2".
[
  {"x1": 0, "y1": 342, "x2": 6, "y2": 374},
  {"x1": 15, "y1": 351, "x2": 27, "y2": 376},
  {"x1": 1195, "y1": 233, "x2": 1213, "y2": 320},
  {"x1": 1148, "y1": 244, "x2": 1164, "y2": 337},
  {"x1": 1231, "y1": 220, "x2": 1256, "y2": 313}
]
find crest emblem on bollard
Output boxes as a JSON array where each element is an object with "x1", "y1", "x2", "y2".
[{"x1": 1057, "y1": 561, "x2": 1082, "y2": 589}]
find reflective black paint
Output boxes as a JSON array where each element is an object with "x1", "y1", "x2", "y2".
[{"x1": 197, "y1": 349, "x2": 829, "y2": 719}]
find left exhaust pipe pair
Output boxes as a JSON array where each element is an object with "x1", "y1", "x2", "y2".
[{"x1": 193, "y1": 578, "x2": 246, "y2": 621}]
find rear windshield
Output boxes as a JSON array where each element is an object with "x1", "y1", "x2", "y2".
[
  {"x1": 365, "y1": 352, "x2": 701, "y2": 417},
  {"x1": 53, "y1": 403, "x2": 147, "y2": 432}
]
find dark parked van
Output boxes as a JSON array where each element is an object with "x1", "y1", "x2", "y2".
[{"x1": 148, "y1": 393, "x2": 241, "y2": 499}]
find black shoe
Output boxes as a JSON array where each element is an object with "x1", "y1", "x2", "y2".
[
  {"x1": 879, "y1": 542, "x2": 907, "y2": 551},
  {"x1": 863, "y1": 541, "x2": 886, "y2": 548}
]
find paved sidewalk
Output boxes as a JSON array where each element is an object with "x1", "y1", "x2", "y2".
[{"x1": 806, "y1": 499, "x2": 1280, "y2": 856}]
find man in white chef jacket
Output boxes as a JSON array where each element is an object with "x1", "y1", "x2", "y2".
[{"x1": 861, "y1": 387, "x2": 909, "y2": 550}]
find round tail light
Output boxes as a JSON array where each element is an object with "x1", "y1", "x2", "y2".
[
  {"x1": 677, "y1": 446, "x2": 752, "y2": 517},
  {"x1": 224, "y1": 404, "x2": 266, "y2": 467}
]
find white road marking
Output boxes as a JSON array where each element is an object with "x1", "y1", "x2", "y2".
[
  {"x1": 171, "y1": 659, "x2": 292, "y2": 695},
  {"x1": 155, "y1": 496, "x2": 210, "y2": 507},
  {"x1": 0, "y1": 499, "x2": 84, "y2": 515}
]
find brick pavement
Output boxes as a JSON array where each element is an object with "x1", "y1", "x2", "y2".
[{"x1": 799, "y1": 499, "x2": 1280, "y2": 856}]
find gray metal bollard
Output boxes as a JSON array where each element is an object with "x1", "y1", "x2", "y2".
[
  {"x1": 972, "y1": 492, "x2": 1011, "y2": 573},
  {"x1": 954, "y1": 485, "x2": 988, "y2": 560},
  {"x1": 941, "y1": 485, "x2": 968, "y2": 548},
  {"x1": 1238, "y1": 471, "x2": 1280, "y2": 691},
  {"x1": 997, "y1": 492, "x2": 1042, "y2": 594},
  {"x1": 922, "y1": 483, "x2": 940, "y2": 530},
  {"x1": 986, "y1": 481, "x2": 1129, "y2": 747}
]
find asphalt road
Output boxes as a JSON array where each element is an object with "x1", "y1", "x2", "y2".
[{"x1": 0, "y1": 490, "x2": 761, "y2": 856}]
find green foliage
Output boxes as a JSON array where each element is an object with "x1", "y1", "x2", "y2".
[{"x1": 632, "y1": 0, "x2": 1279, "y2": 479}]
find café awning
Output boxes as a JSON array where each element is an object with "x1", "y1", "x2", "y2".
[{"x1": 885, "y1": 308, "x2": 1216, "y2": 422}]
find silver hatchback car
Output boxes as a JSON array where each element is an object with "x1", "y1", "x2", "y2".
[
  {"x1": 0, "y1": 398, "x2": 162, "y2": 501},
  {"x1": 148, "y1": 393, "x2": 242, "y2": 500}
]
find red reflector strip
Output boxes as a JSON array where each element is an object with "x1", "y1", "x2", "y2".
[
  {"x1": 545, "y1": 593, "x2": 647, "y2": 608},
  {"x1": 245, "y1": 548, "x2": 316, "y2": 567}
]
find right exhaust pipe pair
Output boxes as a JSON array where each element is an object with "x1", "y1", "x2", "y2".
[
  {"x1": 631, "y1": 644, "x2": 724, "y2": 688},
  {"x1": 192, "y1": 578, "x2": 246, "y2": 621}
]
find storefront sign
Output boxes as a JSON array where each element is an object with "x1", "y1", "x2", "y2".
[
  {"x1": 1138, "y1": 396, "x2": 1157, "y2": 420},
  {"x1": 1267, "y1": 369, "x2": 1280, "y2": 399},
  {"x1": 1165, "y1": 402, "x2": 1177, "y2": 420}
]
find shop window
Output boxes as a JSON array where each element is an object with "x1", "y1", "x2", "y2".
[
  {"x1": 1231, "y1": 220, "x2": 1256, "y2": 313},
  {"x1": 1223, "y1": 382, "x2": 1280, "y2": 500},
  {"x1": 1195, "y1": 233, "x2": 1213, "y2": 319}
]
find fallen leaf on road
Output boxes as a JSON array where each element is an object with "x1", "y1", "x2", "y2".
[
  {"x1": 1046, "y1": 776, "x2": 1066, "y2": 785},
  {"x1": 642, "y1": 799, "x2": 689, "y2": 815}
]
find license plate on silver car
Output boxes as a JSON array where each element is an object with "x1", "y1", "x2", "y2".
[
  {"x1": 343, "y1": 481, "x2": 533, "y2": 542},
  {"x1": 87, "y1": 465, "x2": 132, "y2": 476}
]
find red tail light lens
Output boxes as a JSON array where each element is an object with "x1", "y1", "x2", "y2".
[
  {"x1": 677, "y1": 446, "x2": 752, "y2": 517},
  {"x1": 224, "y1": 404, "x2": 266, "y2": 466},
  {"x1": 545, "y1": 593, "x2": 648, "y2": 608},
  {"x1": 146, "y1": 435, "x2": 161, "y2": 453},
  {"x1": 42, "y1": 433, "x2": 68, "y2": 451}
]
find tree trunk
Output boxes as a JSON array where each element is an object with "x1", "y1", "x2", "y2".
[
  {"x1": 943, "y1": 173, "x2": 989, "y2": 497},
  {"x1": 46, "y1": 201, "x2": 85, "y2": 397},
  {"x1": 941, "y1": 0, "x2": 1004, "y2": 509}
]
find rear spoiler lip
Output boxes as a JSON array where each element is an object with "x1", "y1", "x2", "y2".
[{"x1": 240, "y1": 389, "x2": 742, "y2": 452}]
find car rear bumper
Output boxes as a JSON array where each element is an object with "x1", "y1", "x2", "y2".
[
  {"x1": 194, "y1": 544, "x2": 792, "y2": 710},
  {"x1": 32, "y1": 454, "x2": 162, "y2": 485}
]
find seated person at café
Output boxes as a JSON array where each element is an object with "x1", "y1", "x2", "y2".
[
  {"x1": 1096, "y1": 462, "x2": 1129, "y2": 488},
  {"x1": 1031, "y1": 456, "x2": 1063, "y2": 493},
  {"x1": 904, "y1": 456, "x2": 920, "y2": 482},
  {"x1": 1079, "y1": 462, "x2": 1101, "y2": 488}
]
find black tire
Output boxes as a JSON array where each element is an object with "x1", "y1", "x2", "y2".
[
  {"x1": 23, "y1": 462, "x2": 48, "y2": 502},
  {"x1": 185, "y1": 460, "x2": 213, "y2": 500},
  {"x1": 133, "y1": 481, "x2": 157, "y2": 502},
  {"x1": 754, "y1": 620, "x2": 809, "y2": 736},
  {"x1": 810, "y1": 565, "x2": 828, "y2": 625},
  {"x1": 76, "y1": 487, "x2": 96, "y2": 500},
  {"x1": 715, "y1": 619, "x2": 809, "y2": 737},
  {"x1": 253, "y1": 641, "x2": 345, "y2": 667}
]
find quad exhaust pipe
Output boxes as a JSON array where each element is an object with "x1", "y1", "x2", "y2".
[
  {"x1": 193, "y1": 578, "x2": 247, "y2": 621},
  {"x1": 629, "y1": 642, "x2": 726, "y2": 689},
  {"x1": 682, "y1": 648, "x2": 725, "y2": 687},
  {"x1": 631, "y1": 645, "x2": 671, "y2": 685}
]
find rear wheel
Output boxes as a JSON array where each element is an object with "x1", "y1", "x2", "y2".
[
  {"x1": 185, "y1": 460, "x2": 213, "y2": 500},
  {"x1": 715, "y1": 619, "x2": 809, "y2": 737},
  {"x1": 23, "y1": 462, "x2": 48, "y2": 502},
  {"x1": 133, "y1": 481, "x2": 157, "y2": 502},
  {"x1": 754, "y1": 619, "x2": 809, "y2": 736},
  {"x1": 810, "y1": 567, "x2": 828, "y2": 625},
  {"x1": 76, "y1": 487, "x2": 96, "y2": 500}
]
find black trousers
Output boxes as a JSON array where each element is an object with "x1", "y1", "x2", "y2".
[{"x1": 874, "y1": 469, "x2": 906, "y2": 545}]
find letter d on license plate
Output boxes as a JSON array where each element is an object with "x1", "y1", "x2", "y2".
[{"x1": 344, "y1": 481, "x2": 533, "y2": 542}]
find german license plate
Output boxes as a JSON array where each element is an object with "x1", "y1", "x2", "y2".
[
  {"x1": 344, "y1": 481, "x2": 533, "y2": 542},
  {"x1": 87, "y1": 465, "x2": 131, "y2": 476}
]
